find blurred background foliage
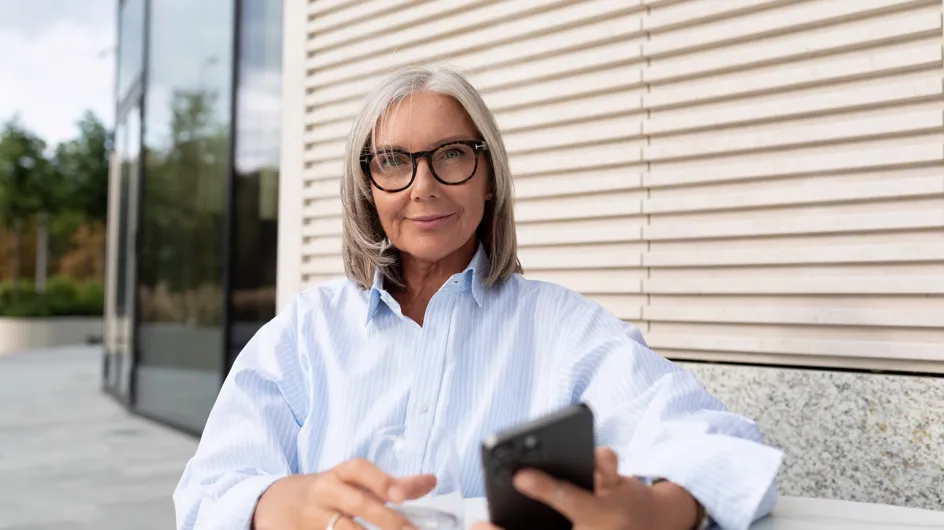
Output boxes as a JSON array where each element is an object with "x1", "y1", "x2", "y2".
[{"x1": 0, "y1": 110, "x2": 108, "y2": 316}]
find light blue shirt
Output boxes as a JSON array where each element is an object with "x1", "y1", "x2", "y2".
[{"x1": 174, "y1": 245, "x2": 783, "y2": 530}]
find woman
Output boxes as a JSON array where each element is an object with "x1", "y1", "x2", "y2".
[{"x1": 173, "y1": 67, "x2": 783, "y2": 530}]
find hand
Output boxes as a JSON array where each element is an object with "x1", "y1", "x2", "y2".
[
  {"x1": 472, "y1": 447, "x2": 702, "y2": 530},
  {"x1": 252, "y1": 458, "x2": 436, "y2": 530}
]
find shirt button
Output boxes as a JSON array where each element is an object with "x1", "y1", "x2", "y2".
[{"x1": 417, "y1": 403, "x2": 428, "y2": 413}]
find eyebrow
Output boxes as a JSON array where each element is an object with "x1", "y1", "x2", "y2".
[{"x1": 370, "y1": 135, "x2": 478, "y2": 153}]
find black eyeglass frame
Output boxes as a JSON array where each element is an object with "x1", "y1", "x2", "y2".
[{"x1": 359, "y1": 140, "x2": 489, "y2": 192}]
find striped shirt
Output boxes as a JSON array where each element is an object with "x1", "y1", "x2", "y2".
[{"x1": 173, "y1": 244, "x2": 783, "y2": 530}]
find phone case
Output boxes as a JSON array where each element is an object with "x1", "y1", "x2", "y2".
[{"x1": 480, "y1": 403, "x2": 595, "y2": 530}]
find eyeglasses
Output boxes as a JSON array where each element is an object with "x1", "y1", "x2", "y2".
[{"x1": 360, "y1": 140, "x2": 489, "y2": 192}]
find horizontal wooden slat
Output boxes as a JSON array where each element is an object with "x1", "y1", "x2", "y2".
[
  {"x1": 645, "y1": 76, "x2": 944, "y2": 135},
  {"x1": 483, "y1": 68, "x2": 644, "y2": 111},
  {"x1": 644, "y1": 43, "x2": 943, "y2": 110},
  {"x1": 518, "y1": 219, "x2": 643, "y2": 247},
  {"x1": 302, "y1": 198, "x2": 342, "y2": 221},
  {"x1": 644, "y1": 9, "x2": 942, "y2": 83},
  {"x1": 643, "y1": 210, "x2": 944, "y2": 241},
  {"x1": 516, "y1": 192, "x2": 643, "y2": 223},
  {"x1": 525, "y1": 270, "x2": 643, "y2": 294},
  {"x1": 588, "y1": 295, "x2": 644, "y2": 321},
  {"x1": 518, "y1": 244, "x2": 645, "y2": 270},
  {"x1": 643, "y1": 0, "x2": 792, "y2": 32},
  {"x1": 508, "y1": 142, "x2": 643, "y2": 178},
  {"x1": 504, "y1": 116, "x2": 642, "y2": 154},
  {"x1": 300, "y1": 255, "x2": 344, "y2": 276},
  {"x1": 644, "y1": 112, "x2": 944, "y2": 162},
  {"x1": 643, "y1": 305, "x2": 944, "y2": 328},
  {"x1": 648, "y1": 333, "x2": 944, "y2": 360},
  {"x1": 643, "y1": 276, "x2": 944, "y2": 294},
  {"x1": 306, "y1": 0, "x2": 365, "y2": 22},
  {"x1": 495, "y1": 92, "x2": 643, "y2": 132},
  {"x1": 642, "y1": 176, "x2": 944, "y2": 214},
  {"x1": 301, "y1": 236, "x2": 342, "y2": 257},
  {"x1": 643, "y1": 143, "x2": 944, "y2": 188},
  {"x1": 301, "y1": 217, "x2": 341, "y2": 238},
  {"x1": 514, "y1": 170, "x2": 643, "y2": 200},
  {"x1": 302, "y1": 178, "x2": 341, "y2": 200},
  {"x1": 644, "y1": 243, "x2": 944, "y2": 267}
]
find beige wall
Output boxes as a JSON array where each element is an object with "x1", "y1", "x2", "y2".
[{"x1": 278, "y1": 0, "x2": 944, "y2": 372}]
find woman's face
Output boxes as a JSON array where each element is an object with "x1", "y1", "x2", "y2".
[{"x1": 370, "y1": 91, "x2": 490, "y2": 264}]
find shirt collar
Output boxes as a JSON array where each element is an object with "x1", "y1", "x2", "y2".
[{"x1": 366, "y1": 243, "x2": 488, "y2": 324}]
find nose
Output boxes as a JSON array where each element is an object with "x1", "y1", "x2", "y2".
[{"x1": 410, "y1": 157, "x2": 439, "y2": 201}]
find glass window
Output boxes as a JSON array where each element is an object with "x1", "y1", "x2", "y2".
[
  {"x1": 136, "y1": 0, "x2": 234, "y2": 431},
  {"x1": 229, "y1": 0, "x2": 283, "y2": 366},
  {"x1": 117, "y1": 0, "x2": 146, "y2": 99},
  {"x1": 114, "y1": 105, "x2": 140, "y2": 317}
]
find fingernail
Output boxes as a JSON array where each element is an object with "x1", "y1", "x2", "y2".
[{"x1": 513, "y1": 471, "x2": 537, "y2": 491}]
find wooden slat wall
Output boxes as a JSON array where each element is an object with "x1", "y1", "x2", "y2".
[
  {"x1": 292, "y1": 0, "x2": 944, "y2": 372},
  {"x1": 640, "y1": 0, "x2": 944, "y2": 372}
]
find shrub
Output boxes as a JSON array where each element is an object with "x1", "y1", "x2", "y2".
[{"x1": 0, "y1": 275, "x2": 104, "y2": 317}]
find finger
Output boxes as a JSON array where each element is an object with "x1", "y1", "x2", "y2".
[
  {"x1": 320, "y1": 479, "x2": 415, "y2": 530},
  {"x1": 333, "y1": 458, "x2": 404, "y2": 503},
  {"x1": 322, "y1": 511, "x2": 367, "y2": 530},
  {"x1": 396, "y1": 474, "x2": 437, "y2": 500},
  {"x1": 470, "y1": 522, "x2": 503, "y2": 530},
  {"x1": 595, "y1": 447, "x2": 621, "y2": 489},
  {"x1": 513, "y1": 469, "x2": 600, "y2": 523}
]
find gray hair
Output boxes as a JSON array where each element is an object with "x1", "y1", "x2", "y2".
[{"x1": 340, "y1": 66, "x2": 522, "y2": 290}]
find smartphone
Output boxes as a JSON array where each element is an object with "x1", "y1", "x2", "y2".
[{"x1": 480, "y1": 403, "x2": 595, "y2": 530}]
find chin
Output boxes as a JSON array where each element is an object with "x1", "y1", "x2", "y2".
[{"x1": 400, "y1": 234, "x2": 464, "y2": 262}]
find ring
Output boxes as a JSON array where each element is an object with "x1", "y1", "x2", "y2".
[{"x1": 326, "y1": 512, "x2": 343, "y2": 530}]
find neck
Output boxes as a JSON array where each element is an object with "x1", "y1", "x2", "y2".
[{"x1": 391, "y1": 237, "x2": 478, "y2": 325}]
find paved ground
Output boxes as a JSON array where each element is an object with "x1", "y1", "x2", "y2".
[{"x1": 0, "y1": 346, "x2": 199, "y2": 530}]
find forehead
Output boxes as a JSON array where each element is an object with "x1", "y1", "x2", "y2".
[{"x1": 374, "y1": 91, "x2": 478, "y2": 148}]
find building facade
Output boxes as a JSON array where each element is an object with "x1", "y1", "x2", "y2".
[
  {"x1": 103, "y1": 0, "x2": 283, "y2": 434},
  {"x1": 275, "y1": 0, "x2": 944, "y2": 510}
]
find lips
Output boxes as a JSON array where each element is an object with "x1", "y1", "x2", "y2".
[
  {"x1": 409, "y1": 214, "x2": 453, "y2": 222},
  {"x1": 408, "y1": 212, "x2": 455, "y2": 228}
]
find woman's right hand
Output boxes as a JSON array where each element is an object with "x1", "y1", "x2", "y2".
[{"x1": 252, "y1": 458, "x2": 436, "y2": 530}]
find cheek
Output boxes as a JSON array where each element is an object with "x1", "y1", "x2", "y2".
[{"x1": 371, "y1": 192, "x2": 398, "y2": 228}]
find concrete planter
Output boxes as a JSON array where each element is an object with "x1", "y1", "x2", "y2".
[{"x1": 0, "y1": 317, "x2": 103, "y2": 356}]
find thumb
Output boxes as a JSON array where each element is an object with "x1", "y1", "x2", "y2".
[{"x1": 595, "y1": 447, "x2": 621, "y2": 490}]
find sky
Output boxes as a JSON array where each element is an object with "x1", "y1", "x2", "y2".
[{"x1": 0, "y1": 0, "x2": 116, "y2": 148}]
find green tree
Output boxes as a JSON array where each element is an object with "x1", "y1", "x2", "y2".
[
  {"x1": 0, "y1": 116, "x2": 54, "y2": 295},
  {"x1": 51, "y1": 111, "x2": 110, "y2": 283},
  {"x1": 54, "y1": 111, "x2": 110, "y2": 224}
]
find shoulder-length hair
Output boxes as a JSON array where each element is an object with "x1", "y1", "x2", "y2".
[{"x1": 340, "y1": 66, "x2": 522, "y2": 290}]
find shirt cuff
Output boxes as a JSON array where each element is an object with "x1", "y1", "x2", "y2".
[
  {"x1": 622, "y1": 436, "x2": 783, "y2": 530},
  {"x1": 194, "y1": 474, "x2": 283, "y2": 530}
]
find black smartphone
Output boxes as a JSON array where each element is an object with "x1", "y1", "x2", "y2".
[{"x1": 480, "y1": 403, "x2": 595, "y2": 530}]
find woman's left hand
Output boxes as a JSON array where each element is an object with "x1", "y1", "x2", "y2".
[{"x1": 471, "y1": 447, "x2": 702, "y2": 530}]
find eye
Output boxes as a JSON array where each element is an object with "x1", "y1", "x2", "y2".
[{"x1": 437, "y1": 147, "x2": 468, "y2": 161}]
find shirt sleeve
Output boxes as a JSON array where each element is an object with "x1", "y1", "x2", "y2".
[
  {"x1": 558, "y1": 295, "x2": 783, "y2": 530},
  {"x1": 173, "y1": 297, "x2": 307, "y2": 530}
]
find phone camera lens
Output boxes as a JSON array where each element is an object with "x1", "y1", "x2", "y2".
[{"x1": 524, "y1": 435, "x2": 540, "y2": 450}]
